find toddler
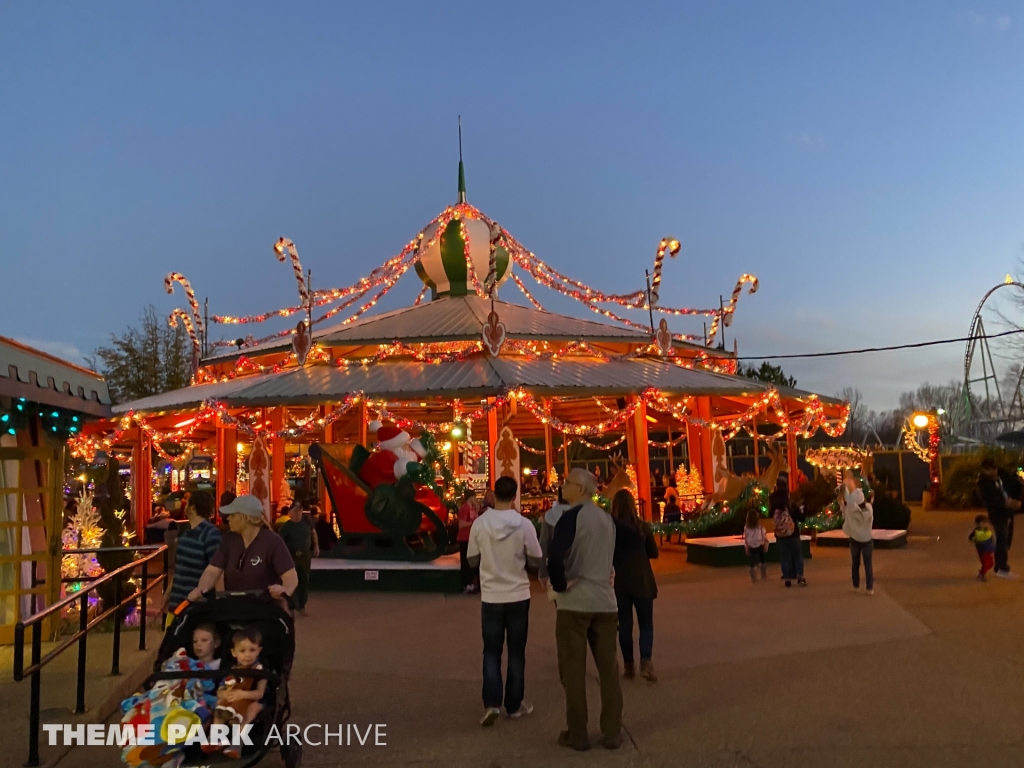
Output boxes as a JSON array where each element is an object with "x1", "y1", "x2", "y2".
[
  {"x1": 743, "y1": 508, "x2": 769, "y2": 582},
  {"x1": 968, "y1": 514, "x2": 996, "y2": 581},
  {"x1": 205, "y1": 627, "x2": 267, "y2": 759}
]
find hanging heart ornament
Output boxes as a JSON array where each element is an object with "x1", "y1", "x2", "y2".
[
  {"x1": 483, "y1": 310, "x2": 507, "y2": 357},
  {"x1": 655, "y1": 318, "x2": 672, "y2": 356},
  {"x1": 292, "y1": 319, "x2": 312, "y2": 365}
]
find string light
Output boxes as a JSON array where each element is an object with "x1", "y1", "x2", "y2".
[{"x1": 804, "y1": 446, "x2": 869, "y2": 470}]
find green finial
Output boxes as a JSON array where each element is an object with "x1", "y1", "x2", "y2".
[{"x1": 458, "y1": 116, "x2": 466, "y2": 203}]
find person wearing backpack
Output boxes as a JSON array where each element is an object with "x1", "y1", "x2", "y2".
[
  {"x1": 840, "y1": 469, "x2": 875, "y2": 595},
  {"x1": 770, "y1": 477, "x2": 807, "y2": 588}
]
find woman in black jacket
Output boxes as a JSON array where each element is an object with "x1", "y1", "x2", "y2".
[
  {"x1": 770, "y1": 477, "x2": 807, "y2": 587},
  {"x1": 610, "y1": 489, "x2": 659, "y2": 682}
]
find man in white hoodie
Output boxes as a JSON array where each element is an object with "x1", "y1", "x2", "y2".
[{"x1": 467, "y1": 476, "x2": 543, "y2": 726}]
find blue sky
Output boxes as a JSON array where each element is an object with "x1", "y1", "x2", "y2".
[{"x1": 2, "y1": 1, "x2": 1022, "y2": 409}]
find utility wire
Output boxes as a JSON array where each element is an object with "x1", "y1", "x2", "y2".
[{"x1": 733, "y1": 327, "x2": 1024, "y2": 361}]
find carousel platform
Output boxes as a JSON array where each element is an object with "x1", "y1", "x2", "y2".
[
  {"x1": 309, "y1": 552, "x2": 462, "y2": 593},
  {"x1": 815, "y1": 529, "x2": 908, "y2": 549},
  {"x1": 685, "y1": 534, "x2": 813, "y2": 567}
]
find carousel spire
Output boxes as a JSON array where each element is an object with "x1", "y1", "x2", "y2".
[{"x1": 457, "y1": 115, "x2": 466, "y2": 203}]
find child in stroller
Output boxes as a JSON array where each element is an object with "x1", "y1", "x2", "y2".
[
  {"x1": 127, "y1": 592, "x2": 299, "y2": 768},
  {"x1": 204, "y1": 627, "x2": 269, "y2": 760}
]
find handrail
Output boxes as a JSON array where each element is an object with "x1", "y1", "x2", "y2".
[
  {"x1": 17, "y1": 546, "x2": 166, "y2": 641},
  {"x1": 13, "y1": 544, "x2": 169, "y2": 767}
]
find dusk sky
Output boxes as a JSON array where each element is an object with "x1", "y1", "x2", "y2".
[{"x1": 3, "y1": 2, "x2": 1023, "y2": 410}]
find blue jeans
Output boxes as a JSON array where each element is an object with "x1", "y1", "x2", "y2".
[
  {"x1": 616, "y1": 594, "x2": 654, "y2": 663},
  {"x1": 777, "y1": 536, "x2": 804, "y2": 580},
  {"x1": 850, "y1": 539, "x2": 874, "y2": 589},
  {"x1": 481, "y1": 599, "x2": 530, "y2": 712}
]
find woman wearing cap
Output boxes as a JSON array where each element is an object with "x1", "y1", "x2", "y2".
[{"x1": 187, "y1": 495, "x2": 298, "y2": 607}]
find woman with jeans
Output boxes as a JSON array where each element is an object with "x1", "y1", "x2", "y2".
[
  {"x1": 610, "y1": 489, "x2": 659, "y2": 682},
  {"x1": 840, "y1": 470, "x2": 875, "y2": 594},
  {"x1": 770, "y1": 478, "x2": 807, "y2": 587},
  {"x1": 457, "y1": 489, "x2": 481, "y2": 594}
]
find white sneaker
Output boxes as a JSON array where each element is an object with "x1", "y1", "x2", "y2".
[
  {"x1": 995, "y1": 570, "x2": 1020, "y2": 579},
  {"x1": 506, "y1": 702, "x2": 534, "y2": 719},
  {"x1": 480, "y1": 708, "x2": 500, "y2": 726},
  {"x1": 866, "y1": 589, "x2": 874, "y2": 596}
]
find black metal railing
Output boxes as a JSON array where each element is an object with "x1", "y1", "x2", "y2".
[{"x1": 13, "y1": 544, "x2": 168, "y2": 767}]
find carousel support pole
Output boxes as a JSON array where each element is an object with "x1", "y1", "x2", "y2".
[
  {"x1": 487, "y1": 398, "x2": 498, "y2": 489},
  {"x1": 786, "y1": 429, "x2": 799, "y2": 492},
  {"x1": 688, "y1": 397, "x2": 715, "y2": 494},
  {"x1": 666, "y1": 419, "x2": 674, "y2": 476},
  {"x1": 357, "y1": 401, "x2": 368, "y2": 447},
  {"x1": 131, "y1": 431, "x2": 153, "y2": 536},
  {"x1": 752, "y1": 416, "x2": 759, "y2": 473},
  {"x1": 270, "y1": 407, "x2": 286, "y2": 510},
  {"x1": 562, "y1": 431, "x2": 570, "y2": 479},
  {"x1": 542, "y1": 399, "x2": 555, "y2": 486},
  {"x1": 215, "y1": 416, "x2": 237, "y2": 506},
  {"x1": 321, "y1": 405, "x2": 335, "y2": 519},
  {"x1": 626, "y1": 398, "x2": 653, "y2": 520}
]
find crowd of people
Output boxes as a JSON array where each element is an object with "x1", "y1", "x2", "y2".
[
  {"x1": 146, "y1": 453, "x2": 1024, "y2": 751},
  {"x1": 464, "y1": 469, "x2": 662, "y2": 750}
]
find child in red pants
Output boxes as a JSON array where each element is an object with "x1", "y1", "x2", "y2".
[{"x1": 969, "y1": 514, "x2": 996, "y2": 581}]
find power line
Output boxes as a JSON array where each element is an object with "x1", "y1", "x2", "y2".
[{"x1": 734, "y1": 327, "x2": 1024, "y2": 361}]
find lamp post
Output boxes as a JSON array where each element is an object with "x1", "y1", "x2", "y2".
[{"x1": 908, "y1": 412, "x2": 941, "y2": 505}]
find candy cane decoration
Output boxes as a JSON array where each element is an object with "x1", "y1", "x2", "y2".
[
  {"x1": 723, "y1": 274, "x2": 758, "y2": 327},
  {"x1": 168, "y1": 308, "x2": 200, "y2": 349},
  {"x1": 649, "y1": 237, "x2": 681, "y2": 307},
  {"x1": 273, "y1": 237, "x2": 308, "y2": 305},
  {"x1": 164, "y1": 273, "x2": 203, "y2": 333},
  {"x1": 706, "y1": 274, "x2": 759, "y2": 345},
  {"x1": 486, "y1": 220, "x2": 505, "y2": 295}
]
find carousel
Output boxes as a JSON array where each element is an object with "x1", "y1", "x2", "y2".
[{"x1": 73, "y1": 164, "x2": 849, "y2": 573}]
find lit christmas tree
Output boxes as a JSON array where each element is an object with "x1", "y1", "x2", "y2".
[
  {"x1": 61, "y1": 491, "x2": 105, "y2": 583},
  {"x1": 674, "y1": 465, "x2": 705, "y2": 512}
]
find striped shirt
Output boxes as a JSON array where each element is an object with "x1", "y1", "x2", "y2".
[{"x1": 167, "y1": 519, "x2": 222, "y2": 607}]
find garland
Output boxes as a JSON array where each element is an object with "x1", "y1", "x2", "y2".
[{"x1": 650, "y1": 480, "x2": 769, "y2": 537}]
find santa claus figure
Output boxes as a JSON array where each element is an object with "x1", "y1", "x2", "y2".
[{"x1": 358, "y1": 422, "x2": 426, "y2": 489}]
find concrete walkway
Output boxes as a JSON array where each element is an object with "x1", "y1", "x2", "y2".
[
  {"x1": 0, "y1": 628, "x2": 157, "y2": 768},
  {"x1": 54, "y1": 507, "x2": 1024, "y2": 767}
]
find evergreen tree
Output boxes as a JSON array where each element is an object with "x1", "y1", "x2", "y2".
[
  {"x1": 738, "y1": 361, "x2": 797, "y2": 388},
  {"x1": 89, "y1": 305, "x2": 193, "y2": 404}
]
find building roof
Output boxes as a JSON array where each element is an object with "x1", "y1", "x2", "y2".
[
  {"x1": 0, "y1": 336, "x2": 111, "y2": 417},
  {"x1": 203, "y1": 295, "x2": 715, "y2": 364},
  {"x1": 112, "y1": 354, "x2": 843, "y2": 414}
]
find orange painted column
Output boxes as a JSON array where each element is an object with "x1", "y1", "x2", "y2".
[
  {"x1": 357, "y1": 401, "x2": 368, "y2": 447},
  {"x1": 487, "y1": 398, "x2": 498, "y2": 489},
  {"x1": 215, "y1": 418, "x2": 237, "y2": 506},
  {"x1": 270, "y1": 408, "x2": 286, "y2": 509},
  {"x1": 687, "y1": 397, "x2": 715, "y2": 494},
  {"x1": 629, "y1": 398, "x2": 653, "y2": 520},
  {"x1": 320, "y1": 405, "x2": 335, "y2": 518},
  {"x1": 543, "y1": 417, "x2": 555, "y2": 487},
  {"x1": 132, "y1": 433, "x2": 153, "y2": 535},
  {"x1": 786, "y1": 430, "x2": 799, "y2": 492}
]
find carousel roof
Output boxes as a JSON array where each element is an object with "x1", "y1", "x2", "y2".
[
  {"x1": 202, "y1": 294, "x2": 704, "y2": 364},
  {"x1": 112, "y1": 354, "x2": 790, "y2": 414}
]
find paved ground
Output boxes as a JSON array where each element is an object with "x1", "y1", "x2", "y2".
[{"x1": 50, "y1": 507, "x2": 1024, "y2": 767}]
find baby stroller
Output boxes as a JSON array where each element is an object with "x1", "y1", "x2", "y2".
[{"x1": 144, "y1": 591, "x2": 300, "y2": 768}]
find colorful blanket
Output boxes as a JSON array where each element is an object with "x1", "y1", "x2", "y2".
[{"x1": 120, "y1": 648, "x2": 219, "y2": 768}]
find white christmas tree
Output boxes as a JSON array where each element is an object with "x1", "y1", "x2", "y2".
[{"x1": 61, "y1": 491, "x2": 105, "y2": 581}]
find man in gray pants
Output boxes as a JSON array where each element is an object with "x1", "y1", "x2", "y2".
[{"x1": 547, "y1": 468, "x2": 623, "y2": 751}]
